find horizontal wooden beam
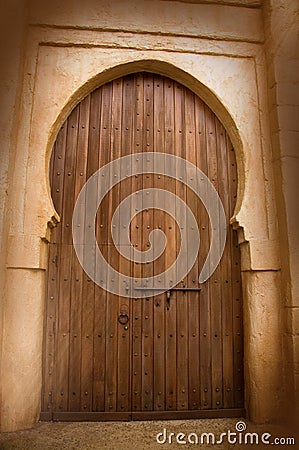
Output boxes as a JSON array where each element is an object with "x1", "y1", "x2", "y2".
[{"x1": 40, "y1": 408, "x2": 245, "y2": 422}]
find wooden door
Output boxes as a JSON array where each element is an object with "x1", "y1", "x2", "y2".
[{"x1": 41, "y1": 73, "x2": 244, "y2": 421}]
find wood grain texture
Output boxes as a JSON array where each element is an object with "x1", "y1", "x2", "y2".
[{"x1": 42, "y1": 72, "x2": 244, "y2": 419}]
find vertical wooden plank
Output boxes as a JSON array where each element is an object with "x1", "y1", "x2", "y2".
[
  {"x1": 215, "y1": 121, "x2": 234, "y2": 409},
  {"x1": 61, "y1": 108, "x2": 80, "y2": 245},
  {"x1": 78, "y1": 93, "x2": 98, "y2": 412},
  {"x1": 205, "y1": 106, "x2": 223, "y2": 410},
  {"x1": 175, "y1": 83, "x2": 189, "y2": 412},
  {"x1": 153, "y1": 75, "x2": 166, "y2": 412},
  {"x1": 94, "y1": 85, "x2": 113, "y2": 412},
  {"x1": 184, "y1": 88, "x2": 200, "y2": 411},
  {"x1": 195, "y1": 99, "x2": 212, "y2": 410},
  {"x1": 101, "y1": 81, "x2": 118, "y2": 413},
  {"x1": 110, "y1": 77, "x2": 131, "y2": 413},
  {"x1": 164, "y1": 77, "x2": 177, "y2": 411},
  {"x1": 68, "y1": 95, "x2": 91, "y2": 411},
  {"x1": 194, "y1": 96, "x2": 210, "y2": 412},
  {"x1": 42, "y1": 234, "x2": 57, "y2": 414},
  {"x1": 56, "y1": 244, "x2": 72, "y2": 412},
  {"x1": 56, "y1": 107, "x2": 80, "y2": 412},
  {"x1": 116, "y1": 75, "x2": 134, "y2": 412},
  {"x1": 93, "y1": 279, "x2": 107, "y2": 413},
  {"x1": 51, "y1": 124, "x2": 68, "y2": 214},
  {"x1": 43, "y1": 124, "x2": 67, "y2": 414},
  {"x1": 131, "y1": 73, "x2": 144, "y2": 412},
  {"x1": 232, "y1": 231, "x2": 244, "y2": 408},
  {"x1": 141, "y1": 74, "x2": 155, "y2": 412},
  {"x1": 110, "y1": 78, "x2": 123, "y2": 413},
  {"x1": 226, "y1": 135, "x2": 244, "y2": 408},
  {"x1": 92, "y1": 86, "x2": 107, "y2": 412},
  {"x1": 79, "y1": 90, "x2": 105, "y2": 413},
  {"x1": 68, "y1": 248, "x2": 83, "y2": 411}
]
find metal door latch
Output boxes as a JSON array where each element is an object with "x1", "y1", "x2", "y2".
[{"x1": 134, "y1": 287, "x2": 201, "y2": 310}]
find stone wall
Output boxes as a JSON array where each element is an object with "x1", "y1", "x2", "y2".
[
  {"x1": 0, "y1": 0, "x2": 297, "y2": 433},
  {"x1": 0, "y1": 0, "x2": 28, "y2": 428},
  {"x1": 263, "y1": 0, "x2": 299, "y2": 429}
]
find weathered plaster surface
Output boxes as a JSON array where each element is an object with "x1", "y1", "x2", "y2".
[
  {"x1": 29, "y1": 47, "x2": 262, "y2": 234},
  {"x1": 242, "y1": 270, "x2": 282, "y2": 423},
  {"x1": 29, "y1": 0, "x2": 263, "y2": 43},
  {"x1": 264, "y1": 0, "x2": 299, "y2": 428},
  {"x1": 1, "y1": 269, "x2": 45, "y2": 431},
  {"x1": 0, "y1": 0, "x2": 295, "y2": 433},
  {"x1": 0, "y1": 0, "x2": 28, "y2": 431}
]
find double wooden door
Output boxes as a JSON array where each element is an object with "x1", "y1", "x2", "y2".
[{"x1": 41, "y1": 72, "x2": 244, "y2": 421}]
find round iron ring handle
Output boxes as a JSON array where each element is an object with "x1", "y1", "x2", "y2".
[{"x1": 118, "y1": 312, "x2": 129, "y2": 325}]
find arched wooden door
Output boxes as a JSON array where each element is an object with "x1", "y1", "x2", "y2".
[{"x1": 41, "y1": 73, "x2": 244, "y2": 421}]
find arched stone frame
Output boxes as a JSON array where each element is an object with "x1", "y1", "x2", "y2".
[
  {"x1": 45, "y1": 60, "x2": 246, "y2": 224},
  {"x1": 2, "y1": 55, "x2": 282, "y2": 431}
]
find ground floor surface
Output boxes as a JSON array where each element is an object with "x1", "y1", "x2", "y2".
[{"x1": 0, "y1": 418, "x2": 296, "y2": 449}]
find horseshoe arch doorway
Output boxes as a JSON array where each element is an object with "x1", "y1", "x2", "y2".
[{"x1": 41, "y1": 72, "x2": 244, "y2": 421}]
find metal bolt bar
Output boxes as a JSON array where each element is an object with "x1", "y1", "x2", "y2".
[{"x1": 134, "y1": 287, "x2": 201, "y2": 291}]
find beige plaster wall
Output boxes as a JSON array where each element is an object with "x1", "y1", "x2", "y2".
[
  {"x1": 0, "y1": 0, "x2": 28, "y2": 426},
  {"x1": 242, "y1": 270, "x2": 282, "y2": 423},
  {"x1": 263, "y1": 0, "x2": 299, "y2": 429},
  {"x1": 28, "y1": 0, "x2": 263, "y2": 42},
  {"x1": 0, "y1": 0, "x2": 292, "y2": 432}
]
